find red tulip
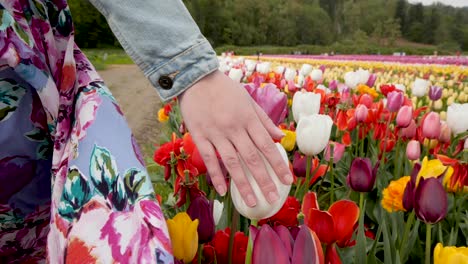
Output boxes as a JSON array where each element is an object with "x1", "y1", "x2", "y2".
[
  {"x1": 358, "y1": 94, "x2": 373, "y2": 108},
  {"x1": 292, "y1": 152, "x2": 328, "y2": 185},
  {"x1": 422, "y1": 112, "x2": 441, "y2": 139},
  {"x1": 414, "y1": 177, "x2": 448, "y2": 224},
  {"x1": 325, "y1": 244, "x2": 342, "y2": 264},
  {"x1": 396, "y1": 105, "x2": 413, "y2": 128},
  {"x1": 347, "y1": 158, "x2": 379, "y2": 193},
  {"x1": 259, "y1": 196, "x2": 301, "y2": 227},
  {"x1": 380, "y1": 84, "x2": 397, "y2": 97},
  {"x1": 183, "y1": 133, "x2": 207, "y2": 174},
  {"x1": 199, "y1": 228, "x2": 248, "y2": 264}
]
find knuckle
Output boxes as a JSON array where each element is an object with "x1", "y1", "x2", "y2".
[
  {"x1": 244, "y1": 149, "x2": 261, "y2": 166},
  {"x1": 224, "y1": 155, "x2": 241, "y2": 169},
  {"x1": 259, "y1": 141, "x2": 276, "y2": 154},
  {"x1": 200, "y1": 151, "x2": 214, "y2": 163}
]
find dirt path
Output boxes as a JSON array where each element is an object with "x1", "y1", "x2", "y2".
[{"x1": 98, "y1": 65, "x2": 162, "y2": 147}]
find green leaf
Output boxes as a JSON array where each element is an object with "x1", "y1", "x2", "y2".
[
  {"x1": 58, "y1": 167, "x2": 92, "y2": 221},
  {"x1": 0, "y1": 79, "x2": 26, "y2": 122},
  {"x1": 124, "y1": 168, "x2": 153, "y2": 204},
  {"x1": 89, "y1": 145, "x2": 118, "y2": 197},
  {"x1": 111, "y1": 178, "x2": 127, "y2": 211}
]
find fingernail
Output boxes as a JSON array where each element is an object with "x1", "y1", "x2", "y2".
[
  {"x1": 267, "y1": 191, "x2": 279, "y2": 204},
  {"x1": 246, "y1": 194, "x2": 257, "y2": 207},
  {"x1": 285, "y1": 173, "x2": 294, "y2": 184},
  {"x1": 217, "y1": 185, "x2": 227, "y2": 196},
  {"x1": 276, "y1": 127, "x2": 285, "y2": 138}
]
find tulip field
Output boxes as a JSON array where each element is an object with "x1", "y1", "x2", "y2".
[{"x1": 152, "y1": 54, "x2": 468, "y2": 264}]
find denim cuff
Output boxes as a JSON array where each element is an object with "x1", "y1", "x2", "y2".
[{"x1": 145, "y1": 39, "x2": 219, "y2": 102}]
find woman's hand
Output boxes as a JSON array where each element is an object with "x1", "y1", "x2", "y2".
[{"x1": 178, "y1": 71, "x2": 293, "y2": 207}]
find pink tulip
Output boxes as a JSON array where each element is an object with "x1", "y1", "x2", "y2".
[
  {"x1": 386, "y1": 91, "x2": 404, "y2": 112},
  {"x1": 355, "y1": 104, "x2": 369, "y2": 123},
  {"x1": 438, "y1": 122, "x2": 451, "y2": 143},
  {"x1": 422, "y1": 112, "x2": 441, "y2": 139},
  {"x1": 358, "y1": 94, "x2": 373, "y2": 108},
  {"x1": 400, "y1": 120, "x2": 417, "y2": 139},
  {"x1": 396, "y1": 106, "x2": 413, "y2": 128},
  {"x1": 366, "y1": 73, "x2": 377, "y2": 87},
  {"x1": 406, "y1": 140, "x2": 421, "y2": 161},
  {"x1": 328, "y1": 80, "x2": 338, "y2": 91},
  {"x1": 324, "y1": 142, "x2": 345, "y2": 163},
  {"x1": 288, "y1": 80, "x2": 297, "y2": 93},
  {"x1": 244, "y1": 83, "x2": 287, "y2": 125}
]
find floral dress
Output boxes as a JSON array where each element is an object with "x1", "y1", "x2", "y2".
[{"x1": 0, "y1": 1, "x2": 173, "y2": 263}]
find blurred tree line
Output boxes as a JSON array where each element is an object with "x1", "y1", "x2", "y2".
[{"x1": 69, "y1": 0, "x2": 468, "y2": 51}]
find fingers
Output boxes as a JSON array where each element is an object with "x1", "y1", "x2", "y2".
[
  {"x1": 192, "y1": 136, "x2": 227, "y2": 196},
  {"x1": 212, "y1": 138, "x2": 257, "y2": 207},
  {"x1": 231, "y1": 131, "x2": 279, "y2": 204},
  {"x1": 247, "y1": 121, "x2": 293, "y2": 186},
  {"x1": 253, "y1": 102, "x2": 285, "y2": 140}
]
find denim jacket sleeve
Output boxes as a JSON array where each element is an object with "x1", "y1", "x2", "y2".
[{"x1": 88, "y1": 0, "x2": 219, "y2": 101}]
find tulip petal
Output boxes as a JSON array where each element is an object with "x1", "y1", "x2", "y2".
[
  {"x1": 328, "y1": 200, "x2": 360, "y2": 247},
  {"x1": 292, "y1": 225, "x2": 323, "y2": 264},
  {"x1": 325, "y1": 244, "x2": 343, "y2": 264},
  {"x1": 252, "y1": 225, "x2": 290, "y2": 264},
  {"x1": 302, "y1": 192, "x2": 319, "y2": 224},
  {"x1": 273, "y1": 225, "x2": 294, "y2": 259},
  {"x1": 414, "y1": 178, "x2": 448, "y2": 224},
  {"x1": 306, "y1": 208, "x2": 336, "y2": 244}
]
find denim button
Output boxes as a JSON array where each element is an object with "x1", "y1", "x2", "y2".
[{"x1": 158, "y1": 76, "x2": 173, "y2": 89}]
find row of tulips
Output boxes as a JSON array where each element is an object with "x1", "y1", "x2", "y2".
[{"x1": 153, "y1": 55, "x2": 468, "y2": 263}]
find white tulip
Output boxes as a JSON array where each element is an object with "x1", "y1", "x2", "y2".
[
  {"x1": 356, "y1": 68, "x2": 370, "y2": 84},
  {"x1": 310, "y1": 69, "x2": 323, "y2": 81},
  {"x1": 464, "y1": 138, "x2": 468, "y2": 150},
  {"x1": 297, "y1": 75, "x2": 305, "y2": 88},
  {"x1": 284, "y1": 68, "x2": 296, "y2": 81},
  {"x1": 213, "y1": 200, "x2": 224, "y2": 225},
  {"x1": 219, "y1": 63, "x2": 230, "y2": 74},
  {"x1": 257, "y1": 62, "x2": 271, "y2": 74},
  {"x1": 300, "y1": 64, "x2": 313, "y2": 76},
  {"x1": 245, "y1": 60, "x2": 256, "y2": 72},
  {"x1": 412, "y1": 78, "x2": 430, "y2": 97},
  {"x1": 228, "y1": 68, "x2": 243, "y2": 83},
  {"x1": 230, "y1": 143, "x2": 291, "y2": 220},
  {"x1": 344, "y1": 71, "x2": 360, "y2": 89},
  {"x1": 296, "y1": 114, "x2": 333, "y2": 156},
  {"x1": 316, "y1": 84, "x2": 330, "y2": 94},
  {"x1": 275, "y1": 66, "x2": 285, "y2": 75},
  {"x1": 292, "y1": 91, "x2": 321, "y2": 122},
  {"x1": 395, "y1": 84, "x2": 406, "y2": 93},
  {"x1": 446, "y1": 103, "x2": 468, "y2": 135}
]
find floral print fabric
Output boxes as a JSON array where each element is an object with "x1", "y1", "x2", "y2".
[{"x1": 0, "y1": 1, "x2": 173, "y2": 263}]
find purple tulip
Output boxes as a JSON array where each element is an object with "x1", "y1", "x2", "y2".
[
  {"x1": 250, "y1": 224, "x2": 321, "y2": 264},
  {"x1": 386, "y1": 91, "x2": 404, "y2": 112},
  {"x1": 347, "y1": 158, "x2": 379, "y2": 192},
  {"x1": 328, "y1": 80, "x2": 338, "y2": 91},
  {"x1": 428, "y1": 86, "x2": 442, "y2": 101},
  {"x1": 244, "y1": 83, "x2": 287, "y2": 125},
  {"x1": 366, "y1": 73, "x2": 377, "y2": 87},
  {"x1": 403, "y1": 163, "x2": 421, "y2": 211},
  {"x1": 187, "y1": 196, "x2": 215, "y2": 243},
  {"x1": 414, "y1": 177, "x2": 448, "y2": 224}
]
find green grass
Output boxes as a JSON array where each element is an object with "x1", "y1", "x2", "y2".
[{"x1": 83, "y1": 49, "x2": 133, "y2": 70}]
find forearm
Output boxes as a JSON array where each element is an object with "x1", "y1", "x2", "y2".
[{"x1": 88, "y1": 0, "x2": 219, "y2": 101}]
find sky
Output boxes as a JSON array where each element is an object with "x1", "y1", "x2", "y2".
[{"x1": 408, "y1": 0, "x2": 468, "y2": 7}]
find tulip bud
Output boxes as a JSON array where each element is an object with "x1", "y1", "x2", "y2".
[
  {"x1": 257, "y1": 62, "x2": 271, "y2": 74},
  {"x1": 300, "y1": 64, "x2": 313, "y2": 76},
  {"x1": 228, "y1": 68, "x2": 243, "y2": 83},
  {"x1": 414, "y1": 177, "x2": 448, "y2": 224},
  {"x1": 296, "y1": 115, "x2": 333, "y2": 156},
  {"x1": 355, "y1": 104, "x2": 369, "y2": 123},
  {"x1": 166, "y1": 212, "x2": 199, "y2": 263},
  {"x1": 412, "y1": 78, "x2": 429, "y2": 97},
  {"x1": 347, "y1": 158, "x2": 379, "y2": 192},
  {"x1": 329, "y1": 80, "x2": 338, "y2": 91},
  {"x1": 406, "y1": 140, "x2": 421, "y2": 161},
  {"x1": 396, "y1": 105, "x2": 413, "y2": 128},
  {"x1": 213, "y1": 200, "x2": 224, "y2": 225},
  {"x1": 187, "y1": 196, "x2": 215, "y2": 243},
  {"x1": 275, "y1": 66, "x2": 285, "y2": 75},
  {"x1": 438, "y1": 122, "x2": 451, "y2": 143},
  {"x1": 433, "y1": 100, "x2": 443, "y2": 110},
  {"x1": 231, "y1": 143, "x2": 291, "y2": 220},
  {"x1": 446, "y1": 103, "x2": 468, "y2": 135},
  {"x1": 395, "y1": 84, "x2": 406, "y2": 93},
  {"x1": 292, "y1": 91, "x2": 321, "y2": 123},
  {"x1": 403, "y1": 163, "x2": 421, "y2": 211},
  {"x1": 366, "y1": 73, "x2": 377, "y2": 87},
  {"x1": 280, "y1": 129, "x2": 296, "y2": 152},
  {"x1": 429, "y1": 86, "x2": 443, "y2": 101},
  {"x1": 465, "y1": 138, "x2": 468, "y2": 150},
  {"x1": 344, "y1": 71, "x2": 360, "y2": 89},
  {"x1": 386, "y1": 91, "x2": 404, "y2": 112},
  {"x1": 310, "y1": 69, "x2": 323, "y2": 81},
  {"x1": 324, "y1": 142, "x2": 345, "y2": 163},
  {"x1": 284, "y1": 68, "x2": 296, "y2": 81},
  {"x1": 422, "y1": 112, "x2": 441, "y2": 139},
  {"x1": 400, "y1": 119, "x2": 417, "y2": 139}
]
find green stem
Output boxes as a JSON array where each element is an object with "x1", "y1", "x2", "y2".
[
  {"x1": 426, "y1": 224, "x2": 432, "y2": 264},
  {"x1": 303, "y1": 155, "x2": 313, "y2": 195},
  {"x1": 399, "y1": 211, "x2": 415, "y2": 262},
  {"x1": 245, "y1": 220, "x2": 258, "y2": 264},
  {"x1": 356, "y1": 192, "x2": 367, "y2": 264},
  {"x1": 329, "y1": 145, "x2": 335, "y2": 204},
  {"x1": 198, "y1": 243, "x2": 203, "y2": 264},
  {"x1": 393, "y1": 140, "x2": 401, "y2": 179}
]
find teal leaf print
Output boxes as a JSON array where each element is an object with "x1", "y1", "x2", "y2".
[
  {"x1": 110, "y1": 178, "x2": 127, "y2": 211},
  {"x1": 89, "y1": 145, "x2": 118, "y2": 198},
  {"x1": 24, "y1": 127, "x2": 47, "y2": 141},
  {"x1": 124, "y1": 168, "x2": 153, "y2": 205},
  {"x1": 58, "y1": 167, "x2": 92, "y2": 221},
  {"x1": 0, "y1": 79, "x2": 26, "y2": 122}
]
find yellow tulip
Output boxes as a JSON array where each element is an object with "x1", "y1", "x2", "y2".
[
  {"x1": 440, "y1": 111, "x2": 447, "y2": 121},
  {"x1": 158, "y1": 108, "x2": 169, "y2": 122},
  {"x1": 381, "y1": 176, "x2": 411, "y2": 213},
  {"x1": 166, "y1": 212, "x2": 199, "y2": 263},
  {"x1": 280, "y1": 129, "x2": 296, "y2": 152},
  {"x1": 442, "y1": 89, "x2": 449, "y2": 99},
  {"x1": 434, "y1": 243, "x2": 468, "y2": 264},
  {"x1": 434, "y1": 100, "x2": 443, "y2": 110},
  {"x1": 417, "y1": 157, "x2": 454, "y2": 188}
]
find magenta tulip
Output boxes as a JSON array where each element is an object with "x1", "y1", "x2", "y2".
[
  {"x1": 414, "y1": 177, "x2": 448, "y2": 224},
  {"x1": 329, "y1": 80, "x2": 338, "y2": 91},
  {"x1": 406, "y1": 140, "x2": 421, "y2": 161},
  {"x1": 324, "y1": 142, "x2": 345, "y2": 163},
  {"x1": 355, "y1": 104, "x2": 369, "y2": 123},
  {"x1": 403, "y1": 163, "x2": 421, "y2": 211},
  {"x1": 187, "y1": 196, "x2": 215, "y2": 243},
  {"x1": 428, "y1": 85, "x2": 442, "y2": 101},
  {"x1": 422, "y1": 112, "x2": 441, "y2": 139},
  {"x1": 386, "y1": 91, "x2": 404, "y2": 112},
  {"x1": 396, "y1": 105, "x2": 413, "y2": 128},
  {"x1": 347, "y1": 158, "x2": 379, "y2": 192},
  {"x1": 292, "y1": 152, "x2": 307, "y2": 177},
  {"x1": 366, "y1": 73, "x2": 377, "y2": 87},
  {"x1": 244, "y1": 83, "x2": 287, "y2": 125},
  {"x1": 250, "y1": 224, "x2": 322, "y2": 264}
]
